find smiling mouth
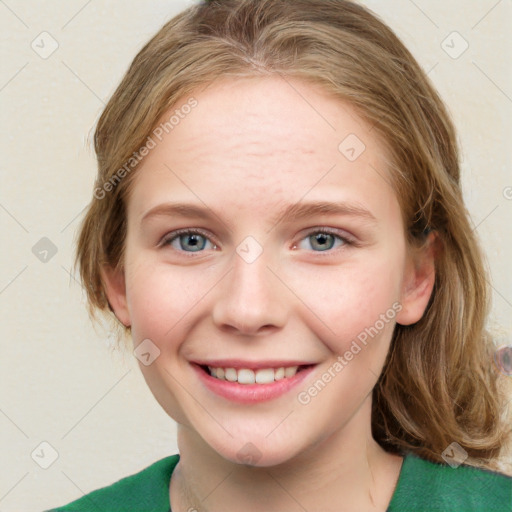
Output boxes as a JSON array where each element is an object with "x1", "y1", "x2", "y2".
[{"x1": 199, "y1": 364, "x2": 313, "y2": 384}]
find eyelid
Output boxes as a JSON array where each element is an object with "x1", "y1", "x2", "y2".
[
  {"x1": 297, "y1": 226, "x2": 358, "y2": 247},
  {"x1": 159, "y1": 226, "x2": 358, "y2": 253},
  {"x1": 159, "y1": 228, "x2": 218, "y2": 249}
]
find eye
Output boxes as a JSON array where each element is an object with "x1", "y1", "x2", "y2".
[
  {"x1": 296, "y1": 229, "x2": 353, "y2": 252},
  {"x1": 161, "y1": 229, "x2": 217, "y2": 252}
]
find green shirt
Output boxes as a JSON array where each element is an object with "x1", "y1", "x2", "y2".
[{"x1": 47, "y1": 452, "x2": 512, "y2": 511}]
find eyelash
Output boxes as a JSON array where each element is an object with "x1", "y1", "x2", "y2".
[
  {"x1": 160, "y1": 228, "x2": 218, "y2": 254},
  {"x1": 294, "y1": 228, "x2": 356, "y2": 254},
  {"x1": 160, "y1": 228, "x2": 356, "y2": 256}
]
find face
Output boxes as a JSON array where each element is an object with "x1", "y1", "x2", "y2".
[{"x1": 104, "y1": 77, "x2": 434, "y2": 467}]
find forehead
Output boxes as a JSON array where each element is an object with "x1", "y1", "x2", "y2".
[
  {"x1": 127, "y1": 76, "x2": 397, "y2": 224},
  {"x1": 159, "y1": 77, "x2": 379, "y2": 164}
]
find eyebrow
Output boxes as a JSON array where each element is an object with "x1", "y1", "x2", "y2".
[
  {"x1": 140, "y1": 200, "x2": 377, "y2": 227},
  {"x1": 270, "y1": 201, "x2": 377, "y2": 226}
]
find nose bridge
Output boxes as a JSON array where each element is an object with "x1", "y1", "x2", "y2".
[{"x1": 212, "y1": 242, "x2": 287, "y2": 334}]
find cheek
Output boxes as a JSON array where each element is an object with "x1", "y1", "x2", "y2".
[
  {"x1": 289, "y1": 251, "x2": 403, "y2": 354},
  {"x1": 124, "y1": 259, "x2": 204, "y2": 342},
  {"x1": 123, "y1": 259, "x2": 201, "y2": 424}
]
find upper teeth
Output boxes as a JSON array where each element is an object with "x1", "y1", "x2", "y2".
[{"x1": 208, "y1": 366, "x2": 299, "y2": 384}]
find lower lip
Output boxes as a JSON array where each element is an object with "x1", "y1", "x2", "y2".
[{"x1": 192, "y1": 364, "x2": 316, "y2": 404}]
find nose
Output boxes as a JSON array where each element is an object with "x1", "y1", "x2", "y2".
[{"x1": 212, "y1": 250, "x2": 288, "y2": 336}]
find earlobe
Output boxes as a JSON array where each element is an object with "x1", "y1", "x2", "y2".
[
  {"x1": 100, "y1": 264, "x2": 131, "y2": 327},
  {"x1": 396, "y1": 232, "x2": 438, "y2": 326}
]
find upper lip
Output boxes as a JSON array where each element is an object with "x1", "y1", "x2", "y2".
[{"x1": 192, "y1": 360, "x2": 317, "y2": 370}]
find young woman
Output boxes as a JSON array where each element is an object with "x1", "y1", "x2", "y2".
[{"x1": 49, "y1": 1, "x2": 512, "y2": 510}]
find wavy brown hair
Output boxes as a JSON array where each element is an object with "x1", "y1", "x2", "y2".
[{"x1": 75, "y1": 0, "x2": 512, "y2": 472}]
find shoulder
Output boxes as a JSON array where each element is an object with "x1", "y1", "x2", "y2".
[
  {"x1": 46, "y1": 454, "x2": 180, "y2": 512},
  {"x1": 388, "y1": 452, "x2": 512, "y2": 512}
]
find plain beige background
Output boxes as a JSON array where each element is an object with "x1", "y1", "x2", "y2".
[{"x1": 1, "y1": 1, "x2": 511, "y2": 510}]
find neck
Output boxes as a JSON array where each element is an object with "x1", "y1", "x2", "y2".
[{"x1": 170, "y1": 398, "x2": 403, "y2": 512}]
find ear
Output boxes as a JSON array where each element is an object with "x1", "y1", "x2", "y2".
[
  {"x1": 100, "y1": 264, "x2": 131, "y2": 327},
  {"x1": 396, "y1": 231, "x2": 438, "y2": 326}
]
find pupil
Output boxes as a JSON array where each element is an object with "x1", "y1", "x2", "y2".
[
  {"x1": 182, "y1": 234, "x2": 204, "y2": 251},
  {"x1": 312, "y1": 233, "x2": 333, "y2": 250}
]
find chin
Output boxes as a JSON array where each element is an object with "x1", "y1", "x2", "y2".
[{"x1": 205, "y1": 433, "x2": 304, "y2": 468}]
